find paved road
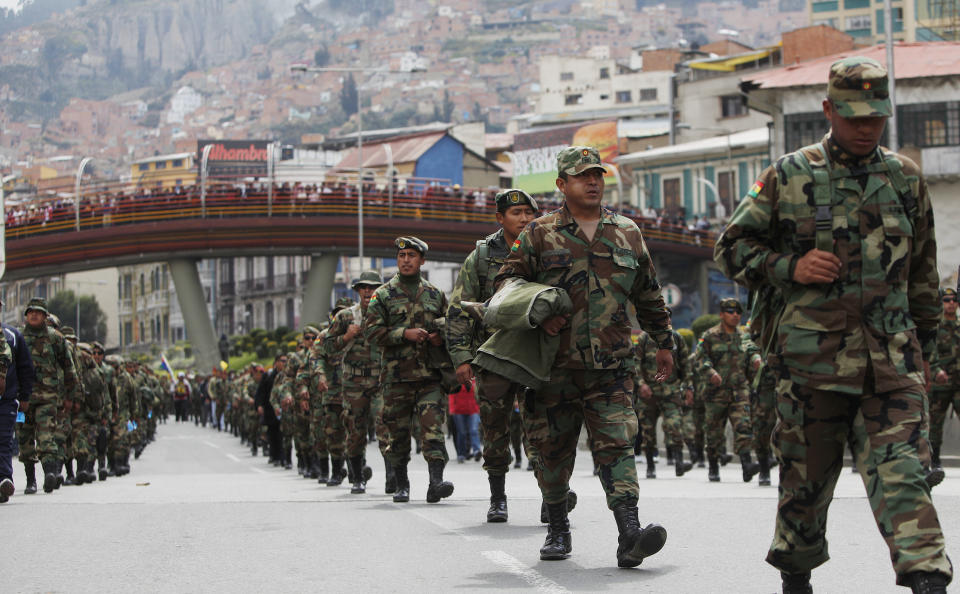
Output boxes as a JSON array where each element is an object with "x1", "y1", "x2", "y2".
[{"x1": 5, "y1": 421, "x2": 959, "y2": 593}]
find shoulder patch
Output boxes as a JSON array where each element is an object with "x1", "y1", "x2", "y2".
[
  {"x1": 747, "y1": 181, "x2": 764, "y2": 199},
  {"x1": 511, "y1": 238, "x2": 521, "y2": 252}
]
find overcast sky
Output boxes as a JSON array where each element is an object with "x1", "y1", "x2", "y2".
[{"x1": 0, "y1": 1, "x2": 21, "y2": 10}]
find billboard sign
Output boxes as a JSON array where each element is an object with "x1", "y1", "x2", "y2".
[
  {"x1": 197, "y1": 140, "x2": 269, "y2": 176},
  {"x1": 512, "y1": 120, "x2": 618, "y2": 194}
]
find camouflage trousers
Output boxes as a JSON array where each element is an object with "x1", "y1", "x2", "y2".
[
  {"x1": 509, "y1": 408, "x2": 528, "y2": 461},
  {"x1": 476, "y1": 369, "x2": 533, "y2": 477},
  {"x1": 294, "y1": 408, "x2": 312, "y2": 460},
  {"x1": 703, "y1": 388, "x2": 753, "y2": 457},
  {"x1": 341, "y1": 377, "x2": 384, "y2": 458},
  {"x1": 311, "y1": 397, "x2": 328, "y2": 460},
  {"x1": 109, "y1": 414, "x2": 132, "y2": 459},
  {"x1": 379, "y1": 379, "x2": 448, "y2": 465},
  {"x1": 279, "y1": 408, "x2": 295, "y2": 451},
  {"x1": 752, "y1": 387, "x2": 777, "y2": 458},
  {"x1": 529, "y1": 368, "x2": 638, "y2": 510},
  {"x1": 928, "y1": 387, "x2": 960, "y2": 448},
  {"x1": 71, "y1": 415, "x2": 96, "y2": 459},
  {"x1": 322, "y1": 402, "x2": 346, "y2": 459},
  {"x1": 635, "y1": 389, "x2": 684, "y2": 452},
  {"x1": 767, "y1": 377, "x2": 952, "y2": 584},
  {"x1": 17, "y1": 393, "x2": 61, "y2": 465}
]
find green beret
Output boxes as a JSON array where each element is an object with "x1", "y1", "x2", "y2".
[
  {"x1": 395, "y1": 236, "x2": 428, "y2": 255},
  {"x1": 719, "y1": 298, "x2": 743, "y2": 313},
  {"x1": 494, "y1": 188, "x2": 538, "y2": 213}
]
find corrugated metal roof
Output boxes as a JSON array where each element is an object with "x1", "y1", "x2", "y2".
[
  {"x1": 334, "y1": 132, "x2": 446, "y2": 170},
  {"x1": 743, "y1": 42, "x2": 960, "y2": 90},
  {"x1": 616, "y1": 127, "x2": 769, "y2": 165}
]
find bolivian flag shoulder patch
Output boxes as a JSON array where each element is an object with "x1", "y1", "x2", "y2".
[
  {"x1": 511, "y1": 238, "x2": 522, "y2": 252},
  {"x1": 369, "y1": 294, "x2": 378, "y2": 305},
  {"x1": 747, "y1": 181, "x2": 765, "y2": 199}
]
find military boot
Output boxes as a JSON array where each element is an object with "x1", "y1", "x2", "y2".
[
  {"x1": 316, "y1": 455, "x2": 330, "y2": 484},
  {"x1": 781, "y1": 571, "x2": 812, "y2": 594},
  {"x1": 644, "y1": 450, "x2": 656, "y2": 479},
  {"x1": 74, "y1": 457, "x2": 88, "y2": 485},
  {"x1": 695, "y1": 446, "x2": 706, "y2": 468},
  {"x1": 906, "y1": 570, "x2": 949, "y2": 594},
  {"x1": 925, "y1": 466, "x2": 945, "y2": 489},
  {"x1": 326, "y1": 458, "x2": 345, "y2": 486},
  {"x1": 758, "y1": 455, "x2": 771, "y2": 486},
  {"x1": 97, "y1": 456, "x2": 108, "y2": 481},
  {"x1": 384, "y1": 460, "x2": 397, "y2": 494},
  {"x1": 486, "y1": 474, "x2": 508, "y2": 523},
  {"x1": 720, "y1": 451, "x2": 733, "y2": 466},
  {"x1": 42, "y1": 461, "x2": 57, "y2": 493},
  {"x1": 85, "y1": 460, "x2": 97, "y2": 484},
  {"x1": 362, "y1": 460, "x2": 373, "y2": 483},
  {"x1": 612, "y1": 504, "x2": 667, "y2": 568},
  {"x1": 349, "y1": 456, "x2": 366, "y2": 494},
  {"x1": 250, "y1": 440, "x2": 258, "y2": 457},
  {"x1": 0, "y1": 477, "x2": 13, "y2": 503},
  {"x1": 54, "y1": 460, "x2": 64, "y2": 488},
  {"x1": 673, "y1": 446, "x2": 692, "y2": 477},
  {"x1": 307, "y1": 455, "x2": 319, "y2": 480},
  {"x1": 740, "y1": 452, "x2": 760, "y2": 483},
  {"x1": 392, "y1": 463, "x2": 410, "y2": 503},
  {"x1": 932, "y1": 445, "x2": 943, "y2": 471},
  {"x1": 346, "y1": 458, "x2": 356, "y2": 484},
  {"x1": 283, "y1": 447, "x2": 293, "y2": 470},
  {"x1": 118, "y1": 452, "x2": 131, "y2": 476},
  {"x1": 425, "y1": 459, "x2": 454, "y2": 503},
  {"x1": 539, "y1": 502, "x2": 572, "y2": 560},
  {"x1": 64, "y1": 459, "x2": 77, "y2": 486},
  {"x1": 708, "y1": 457, "x2": 720, "y2": 482},
  {"x1": 297, "y1": 454, "x2": 305, "y2": 476},
  {"x1": 23, "y1": 462, "x2": 37, "y2": 495},
  {"x1": 541, "y1": 489, "x2": 578, "y2": 523}
]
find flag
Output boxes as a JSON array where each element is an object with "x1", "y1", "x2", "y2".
[{"x1": 159, "y1": 353, "x2": 175, "y2": 382}]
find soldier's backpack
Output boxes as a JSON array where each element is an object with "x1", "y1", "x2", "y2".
[{"x1": 748, "y1": 141, "x2": 918, "y2": 357}]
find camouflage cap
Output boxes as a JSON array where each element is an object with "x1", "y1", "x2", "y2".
[
  {"x1": 46, "y1": 313, "x2": 61, "y2": 329},
  {"x1": 24, "y1": 297, "x2": 49, "y2": 316},
  {"x1": 556, "y1": 145, "x2": 607, "y2": 176},
  {"x1": 61, "y1": 326, "x2": 77, "y2": 340},
  {"x1": 77, "y1": 342, "x2": 92, "y2": 354},
  {"x1": 301, "y1": 325, "x2": 321, "y2": 337},
  {"x1": 333, "y1": 297, "x2": 355, "y2": 313},
  {"x1": 352, "y1": 270, "x2": 383, "y2": 289},
  {"x1": 719, "y1": 298, "x2": 743, "y2": 313},
  {"x1": 494, "y1": 188, "x2": 538, "y2": 213},
  {"x1": 105, "y1": 355, "x2": 123, "y2": 366},
  {"x1": 92, "y1": 341, "x2": 105, "y2": 351},
  {"x1": 395, "y1": 236, "x2": 428, "y2": 255},
  {"x1": 827, "y1": 56, "x2": 891, "y2": 118}
]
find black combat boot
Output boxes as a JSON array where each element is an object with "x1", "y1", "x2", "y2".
[
  {"x1": 297, "y1": 454, "x2": 305, "y2": 476},
  {"x1": 932, "y1": 445, "x2": 943, "y2": 471},
  {"x1": 673, "y1": 446, "x2": 692, "y2": 477},
  {"x1": 740, "y1": 452, "x2": 760, "y2": 483},
  {"x1": 540, "y1": 489, "x2": 578, "y2": 523},
  {"x1": 24, "y1": 462, "x2": 37, "y2": 495},
  {"x1": 392, "y1": 463, "x2": 410, "y2": 502},
  {"x1": 119, "y1": 452, "x2": 131, "y2": 476},
  {"x1": 316, "y1": 455, "x2": 330, "y2": 484},
  {"x1": 425, "y1": 459, "x2": 454, "y2": 503},
  {"x1": 42, "y1": 461, "x2": 57, "y2": 493},
  {"x1": 85, "y1": 460, "x2": 97, "y2": 484},
  {"x1": 54, "y1": 460, "x2": 64, "y2": 488},
  {"x1": 74, "y1": 457, "x2": 87, "y2": 485},
  {"x1": 283, "y1": 447, "x2": 293, "y2": 470},
  {"x1": 250, "y1": 440, "x2": 257, "y2": 457},
  {"x1": 781, "y1": 571, "x2": 812, "y2": 594},
  {"x1": 64, "y1": 459, "x2": 76, "y2": 486},
  {"x1": 612, "y1": 504, "x2": 667, "y2": 568},
  {"x1": 708, "y1": 457, "x2": 720, "y2": 482},
  {"x1": 539, "y1": 502, "x2": 572, "y2": 560},
  {"x1": 346, "y1": 457, "x2": 356, "y2": 484},
  {"x1": 906, "y1": 570, "x2": 949, "y2": 594},
  {"x1": 720, "y1": 451, "x2": 733, "y2": 466},
  {"x1": 644, "y1": 449, "x2": 656, "y2": 479},
  {"x1": 349, "y1": 456, "x2": 366, "y2": 494},
  {"x1": 307, "y1": 455, "x2": 319, "y2": 480},
  {"x1": 362, "y1": 460, "x2": 373, "y2": 482},
  {"x1": 695, "y1": 446, "x2": 706, "y2": 468},
  {"x1": 97, "y1": 456, "x2": 108, "y2": 481},
  {"x1": 758, "y1": 454, "x2": 771, "y2": 486},
  {"x1": 486, "y1": 474, "x2": 507, "y2": 523},
  {"x1": 384, "y1": 460, "x2": 397, "y2": 494},
  {"x1": 327, "y1": 458, "x2": 345, "y2": 486}
]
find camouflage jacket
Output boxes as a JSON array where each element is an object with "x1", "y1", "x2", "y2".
[
  {"x1": 446, "y1": 229, "x2": 510, "y2": 367},
  {"x1": 21, "y1": 323, "x2": 79, "y2": 403},
  {"x1": 78, "y1": 350, "x2": 105, "y2": 421},
  {"x1": 714, "y1": 135, "x2": 939, "y2": 394},
  {"x1": 101, "y1": 363, "x2": 118, "y2": 419},
  {"x1": 115, "y1": 368, "x2": 137, "y2": 420},
  {"x1": 635, "y1": 329, "x2": 690, "y2": 395},
  {"x1": 365, "y1": 273, "x2": 449, "y2": 383},
  {"x1": 932, "y1": 316, "x2": 960, "y2": 389},
  {"x1": 495, "y1": 205, "x2": 674, "y2": 370},
  {"x1": 326, "y1": 303, "x2": 381, "y2": 378},
  {"x1": 692, "y1": 324, "x2": 760, "y2": 394}
]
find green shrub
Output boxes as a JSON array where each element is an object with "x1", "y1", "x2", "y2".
[{"x1": 691, "y1": 315, "x2": 720, "y2": 340}]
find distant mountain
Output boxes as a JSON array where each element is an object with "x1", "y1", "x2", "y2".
[{"x1": 0, "y1": 0, "x2": 81, "y2": 35}]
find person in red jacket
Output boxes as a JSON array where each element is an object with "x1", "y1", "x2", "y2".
[{"x1": 448, "y1": 381, "x2": 481, "y2": 463}]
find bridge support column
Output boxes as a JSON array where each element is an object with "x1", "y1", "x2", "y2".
[
  {"x1": 168, "y1": 258, "x2": 219, "y2": 373},
  {"x1": 301, "y1": 254, "x2": 338, "y2": 327},
  {"x1": 698, "y1": 260, "x2": 711, "y2": 315}
]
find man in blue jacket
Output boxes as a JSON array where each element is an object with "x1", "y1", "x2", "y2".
[{"x1": 1, "y1": 298, "x2": 36, "y2": 502}]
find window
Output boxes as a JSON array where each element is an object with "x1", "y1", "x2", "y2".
[
  {"x1": 560, "y1": 72, "x2": 574, "y2": 81},
  {"x1": 639, "y1": 88, "x2": 657, "y2": 101},
  {"x1": 717, "y1": 170, "x2": 737, "y2": 217},
  {"x1": 599, "y1": 67, "x2": 610, "y2": 79},
  {"x1": 845, "y1": 14, "x2": 871, "y2": 31},
  {"x1": 663, "y1": 178, "x2": 681, "y2": 215},
  {"x1": 784, "y1": 111, "x2": 831, "y2": 152},
  {"x1": 720, "y1": 94, "x2": 747, "y2": 118},
  {"x1": 565, "y1": 94, "x2": 582, "y2": 105},
  {"x1": 138, "y1": 163, "x2": 149, "y2": 171},
  {"x1": 899, "y1": 102, "x2": 960, "y2": 148},
  {"x1": 616, "y1": 90, "x2": 632, "y2": 104},
  {"x1": 155, "y1": 161, "x2": 166, "y2": 170},
  {"x1": 172, "y1": 159, "x2": 183, "y2": 167},
  {"x1": 599, "y1": 94, "x2": 610, "y2": 101}
]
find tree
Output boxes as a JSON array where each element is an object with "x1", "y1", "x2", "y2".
[
  {"x1": 47, "y1": 289, "x2": 108, "y2": 343},
  {"x1": 313, "y1": 44, "x2": 330, "y2": 68},
  {"x1": 339, "y1": 73, "x2": 358, "y2": 117}
]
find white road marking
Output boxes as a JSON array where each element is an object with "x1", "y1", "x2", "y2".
[
  {"x1": 203, "y1": 441, "x2": 221, "y2": 449},
  {"x1": 481, "y1": 550, "x2": 570, "y2": 594},
  {"x1": 226, "y1": 454, "x2": 242, "y2": 462}
]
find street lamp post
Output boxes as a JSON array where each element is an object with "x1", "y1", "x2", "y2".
[
  {"x1": 75, "y1": 157, "x2": 92, "y2": 231},
  {"x1": 290, "y1": 63, "x2": 425, "y2": 268}
]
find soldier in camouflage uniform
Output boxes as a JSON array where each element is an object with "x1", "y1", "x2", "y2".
[
  {"x1": 495, "y1": 146, "x2": 673, "y2": 567},
  {"x1": 324, "y1": 273, "x2": 383, "y2": 494},
  {"x1": 929, "y1": 288, "x2": 959, "y2": 474},
  {"x1": 269, "y1": 354, "x2": 295, "y2": 469},
  {"x1": 61, "y1": 327, "x2": 100, "y2": 485},
  {"x1": 308, "y1": 330, "x2": 331, "y2": 481},
  {"x1": 93, "y1": 342, "x2": 115, "y2": 481},
  {"x1": 77, "y1": 341, "x2": 109, "y2": 482},
  {"x1": 446, "y1": 188, "x2": 538, "y2": 522},
  {"x1": 19, "y1": 298, "x2": 79, "y2": 494},
  {"x1": 714, "y1": 57, "x2": 952, "y2": 593},
  {"x1": 288, "y1": 327, "x2": 317, "y2": 478},
  {"x1": 751, "y1": 359, "x2": 777, "y2": 487},
  {"x1": 320, "y1": 303, "x2": 355, "y2": 487},
  {"x1": 365, "y1": 236, "x2": 455, "y2": 504},
  {"x1": 691, "y1": 298, "x2": 762, "y2": 483},
  {"x1": 634, "y1": 328, "x2": 693, "y2": 479}
]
